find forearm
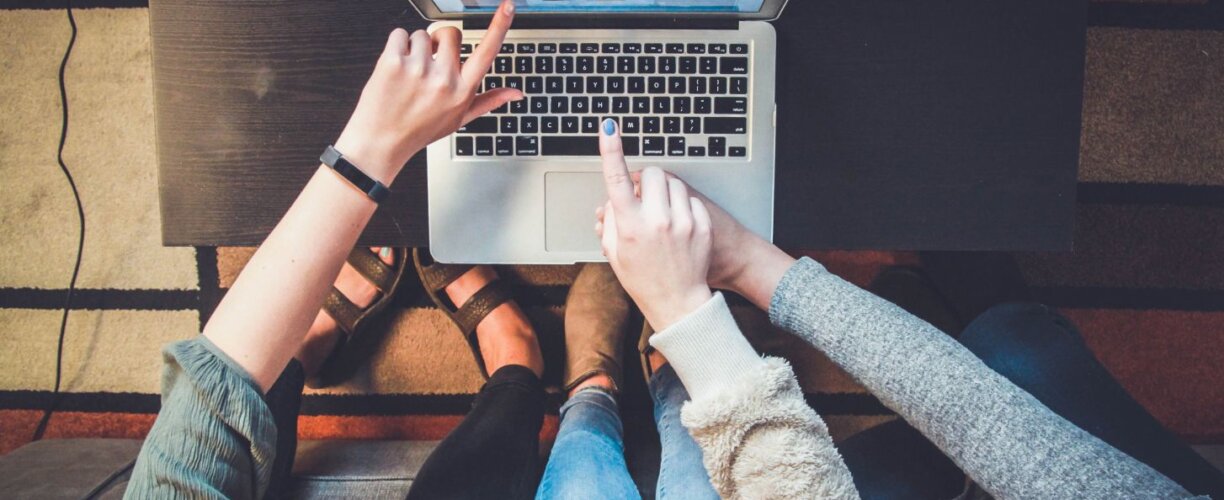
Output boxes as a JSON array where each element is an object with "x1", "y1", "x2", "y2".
[
  {"x1": 769, "y1": 258, "x2": 1192, "y2": 498},
  {"x1": 203, "y1": 164, "x2": 383, "y2": 392}
]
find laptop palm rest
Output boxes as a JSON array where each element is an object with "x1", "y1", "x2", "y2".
[{"x1": 544, "y1": 172, "x2": 608, "y2": 253}]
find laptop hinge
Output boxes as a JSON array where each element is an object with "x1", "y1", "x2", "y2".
[{"x1": 462, "y1": 17, "x2": 738, "y2": 31}]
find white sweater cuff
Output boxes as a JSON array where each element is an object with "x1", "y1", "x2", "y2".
[{"x1": 649, "y1": 292, "x2": 766, "y2": 401}]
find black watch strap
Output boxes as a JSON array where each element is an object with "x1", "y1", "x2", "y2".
[{"x1": 321, "y1": 145, "x2": 390, "y2": 203}]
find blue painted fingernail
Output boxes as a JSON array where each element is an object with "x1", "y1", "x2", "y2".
[
  {"x1": 379, "y1": 247, "x2": 391, "y2": 259},
  {"x1": 602, "y1": 118, "x2": 616, "y2": 136}
]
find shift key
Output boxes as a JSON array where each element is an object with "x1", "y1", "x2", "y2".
[
  {"x1": 459, "y1": 116, "x2": 498, "y2": 133},
  {"x1": 703, "y1": 117, "x2": 747, "y2": 134}
]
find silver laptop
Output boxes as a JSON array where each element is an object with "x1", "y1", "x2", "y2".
[{"x1": 414, "y1": 0, "x2": 786, "y2": 264}]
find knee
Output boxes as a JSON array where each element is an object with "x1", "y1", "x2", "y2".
[{"x1": 959, "y1": 302, "x2": 1080, "y2": 376}]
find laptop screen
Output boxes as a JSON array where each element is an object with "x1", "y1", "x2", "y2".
[{"x1": 430, "y1": 0, "x2": 767, "y2": 14}]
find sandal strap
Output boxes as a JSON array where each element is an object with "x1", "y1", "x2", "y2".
[
  {"x1": 322, "y1": 287, "x2": 362, "y2": 336},
  {"x1": 347, "y1": 248, "x2": 396, "y2": 294},
  {"x1": 454, "y1": 281, "x2": 514, "y2": 336}
]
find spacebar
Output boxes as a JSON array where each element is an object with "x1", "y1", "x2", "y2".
[{"x1": 542, "y1": 136, "x2": 639, "y2": 156}]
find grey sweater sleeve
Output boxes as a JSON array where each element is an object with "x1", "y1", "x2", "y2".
[{"x1": 769, "y1": 258, "x2": 1194, "y2": 500}]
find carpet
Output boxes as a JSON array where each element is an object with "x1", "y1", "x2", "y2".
[{"x1": 1, "y1": 0, "x2": 1221, "y2": 467}]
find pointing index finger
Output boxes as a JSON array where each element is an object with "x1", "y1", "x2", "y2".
[
  {"x1": 599, "y1": 118, "x2": 637, "y2": 212},
  {"x1": 461, "y1": 0, "x2": 515, "y2": 88}
]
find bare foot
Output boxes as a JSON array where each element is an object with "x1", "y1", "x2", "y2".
[
  {"x1": 297, "y1": 247, "x2": 395, "y2": 377},
  {"x1": 444, "y1": 266, "x2": 545, "y2": 378}
]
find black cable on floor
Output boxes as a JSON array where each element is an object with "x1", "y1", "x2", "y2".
[{"x1": 32, "y1": 0, "x2": 84, "y2": 442}]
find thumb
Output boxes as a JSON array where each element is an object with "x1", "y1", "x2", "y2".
[{"x1": 461, "y1": 88, "x2": 524, "y2": 125}]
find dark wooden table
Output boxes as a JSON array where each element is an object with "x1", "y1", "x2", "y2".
[{"x1": 152, "y1": 0, "x2": 1085, "y2": 250}]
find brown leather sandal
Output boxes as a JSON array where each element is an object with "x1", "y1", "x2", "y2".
[
  {"x1": 638, "y1": 320, "x2": 658, "y2": 385},
  {"x1": 412, "y1": 248, "x2": 514, "y2": 380},
  {"x1": 309, "y1": 247, "x2": 410, "y2": 388}
]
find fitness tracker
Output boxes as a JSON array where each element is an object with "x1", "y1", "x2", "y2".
[{"x1": 320, "y1": 145, "x2": 390, "y2": 203}]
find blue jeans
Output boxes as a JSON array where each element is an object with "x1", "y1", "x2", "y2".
[
  {"x1": 839, "y1": 303, "x2": 1224, "y2": 499},
  {"x1": 536, "y1": 364, "x2": 719, "y2": 499}
]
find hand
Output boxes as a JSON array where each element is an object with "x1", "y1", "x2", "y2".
[
  {"x1": 596, "y1": 119, "x2": 714, "y2": 330},
  {"x1": 334, "y1": 0, "x2": 522, "y2": 185}
]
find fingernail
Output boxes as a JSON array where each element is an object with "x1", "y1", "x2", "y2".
[
  {"x1": 379, "y1": 247, "x2": 391, "y2": 259},
  {"x1": 602, "y1": 118, "x2": 616, "y2": 136},
  {"x1": 504, "y1": 1, "x2": 515, "y2": 14}
]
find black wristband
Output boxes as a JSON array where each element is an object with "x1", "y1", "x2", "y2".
[{"x1": 320, "y1": 145, "x2": 390, "y2": 203}]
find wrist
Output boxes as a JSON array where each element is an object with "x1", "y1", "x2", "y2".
[
  {"x1": 729, "y1": 241, "x2": 795, "y2": 311},
  {"x1": 333, "y1": 132, "x2": 408, "y2": 187},
  {"x1": 644, "y1": 286, "x2": 713, "y2": 331}
]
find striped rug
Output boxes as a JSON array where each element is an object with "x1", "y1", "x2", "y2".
[{"x1": 1, "y1": 0, "x2": 1221, "y2": 462}]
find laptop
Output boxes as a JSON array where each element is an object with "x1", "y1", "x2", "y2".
[{"x1": 413, "y1": 0, "x2": 786, "y2": 264}]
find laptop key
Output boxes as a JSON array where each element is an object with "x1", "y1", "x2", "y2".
[
  {"x1": 689, "y1": 77, "x2": 707, "y2": 94},
  {"x1": 688, "y1": 146, "x2": 706, "y2": 156},
  {"x1": 516, "y1": 56, "x2": 533, "y2": 73},
  {"x1": 546, "y1": 77, "x2": 564, "y2": 94},
  {"x1": 542, "y1": 136, "x2": 639, "y2": 156},
  {"x1": 517, "y1": 43, "x2": 535, "y2": 54},
  {"x1": 581, "y1": 116, "x2": 599, "y2": 133},
  {"x1": 551, "y1": 96, "x2": 569, "y2": 114},
  {"x1": 629, "y1": 77, "x2": 646, "y2": 94},
  {"x1": 530, "y1": 97, "x2": 548, "y2": 114},
  {"x1": 562, "y1": 116, "x2": 579, "y2": 133},
  {"x1": 607, "y1": 76, "x2": 625, "y2": 94},
  {"x1": 505, "y1": 76, "x2": 523, "y2": 91},
  {"x1": 687, "y1": 43, "x2": 705, "y2": 54},
  {"x1": 456, "y1": 136, "x2": 473, "y2": 156},
  {"x1": 684, "y1": 117, "x2": 701, "y2": 133},
  {"x1": 597, "y1": 56, "x2": 614, "y2": 74},
  {"x1": 680, "y1": 57, "x2": 697, "y2": 74},
  {"x1": 704, "y1": 117, "x2": 747, "y2": 134},
  {"x1": 668, "y1": 137, "x2": 686, "y2": 155},
  {"x1": 542, "y1": 117, "x2": 559, "y2": 134},
  {"x1": 592, "y1": 96, "x2": 609, "y2": 113},
  {"x1": 587, "y1": 77, "x2": 605, "y2": 93},
  {"x1": 496, "y1": 136, "x2": 514, "y2": 155},
  {"x1": 700, "y1": 57, "x2": 718, "y2": 74},
  {"x1": 653, "y1": 97, "x2": 671, "y2": 114},
  {"x1": 612, "y1": 97, "x2": 630, "y2": 114},
  {"x1": 633, "y1": 97, "x2": 651, "y2": 114},
  {"x1": 694, "y1": 97, "x2": 712, "y2": 114},
  {"x1": 539, "y1": 43, "x2": 557, "y2": 54},
  {"x1": 618, "y1": 56, "x2": 635, "y2": 74},
  {"x1": 560, "y1": 43, "x2": 579, "y2": 54},
  {"x1": 516, "y1": 136, "x2": 539, "y2": 155},
  {"x1": 669, "y1": 77, "x2": 686, "y2": 94},
  {"x1": 522, "y1": 116, "x2": 540, "y2": 133},
  {"x1": 500, "y1": 116, "x2": 518, "y2": 133},
  {"x1": 495, "y1": 57, "x2": 512, "y2": 74},
  {"x1": 557, "y1": 56, "x2": 574, "y2": 74},
  {"x1": 711, "y1": 77, "x2": 728, "y2": 95},
  {"x1": 674, "y1": 97, "x2": 692, "y2": 114},
  {"x1": 731, "y1": 77, "x2": 748, "y2": 94},
  {"x1": 567, "y1": 76, "x2": 584, "y2": 93},
  {"x1": 638, "y1": 56, "x2": 656, "y2": 74},
  {"x1": 602, "y1": 43, "x2": 620, "y2": 54},
  {"x1": 659, "y1": 57, "x2": 677, "y2": 74},
  {"x1": 510, "y1": 99, "x2": 529, "y2": 114},
  {"x1": 500, "y1": 44, "x2": 514, "y2": 54},
  {"x1": 526, "y1": 77, "x2": 544, "y2": 94},
  {"x1": 664, "y1": 117, "x2": 680, "y2": 134},
  {"x1": 643, "y1": 117, "x2": 661, "y2": 134},
  {"x1": 536, "y1": 56, "x2": 553, "y2": 74},
  {"x1": 731, "y1": 44, "x2": 748, "y2": 54},
  {"x1": 623, "y1": 43, "x2": 642, "y2": 54},
  {"x1": 475, "y1": 136, "x2": 493, "y2": 156},
  {"x1": 709, "y1": 44, "x2": 727, "y2": 54},
  {"x1": 577, "y1": 56, "x2": 594, "y2": 73},
  {"x1": 709, "y1": 137, "x2": 726, "y2": 157},
  {"x1": 572, "y1": 96, "x2": 589, "y2": 113},
  {"x1": 715, "y1": 97, "x2": 747, "y2": 114},
  {"x1": 460, "y1": 116, "x2": 497, "y2": 133},
  {"x1": 665, "y1": 43, "x2": 684, "y2": 54},
  {"x1": 460, "y1": 44, "x2": 473, "y2": 54},
  {"x1": 622, "y1": 116, "x2": 640, "y2": 134},
  {"x1": 484, "y1": 76, "x2": 503, "y2": 91},
  {"x1": 645, "y1": 43, "x2": 664, "y2": 54},
  {"x1": 648, "y1": 77, "x2": 666, "y2": 94},
  {"x1": 721, "y1": 57, "x2": 749, "y2": 75},
  {"x1": 729, "y1": 146, "x2": 747, "y2": 157},
  {"x1": 643, "y1": 137, "x2": 666, "y2": 156},
  {"x1": 581, "y1": 43, "x2": 599, "y2": 53}
]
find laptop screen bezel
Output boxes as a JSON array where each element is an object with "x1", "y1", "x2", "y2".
[{"x1": 408, "y1": 0, "x2": 789, "y2": 21}]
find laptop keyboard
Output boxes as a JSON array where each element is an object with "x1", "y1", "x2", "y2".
[{"x1": 454, "y1": 41, "x2": 750, "y2": 158}]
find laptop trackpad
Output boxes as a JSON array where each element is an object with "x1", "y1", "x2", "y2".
[{"x1": 545, "y1": 172, "x2": 608, "y2": 253}]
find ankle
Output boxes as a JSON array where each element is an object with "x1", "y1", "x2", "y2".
[
  {"x1": 569, "y1": 373, "x2": 616, "y2": 398},
  {"x1": 648, "y1": 350, "x2": 668, "y2": 373}
]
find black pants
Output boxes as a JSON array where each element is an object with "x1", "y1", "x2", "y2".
[
  {"x1": 839, "y1": 303, "x2": 1224, "y2": 499},
  {"x1": 263, "y1": 364, "x2": 546, "y2": 500}
]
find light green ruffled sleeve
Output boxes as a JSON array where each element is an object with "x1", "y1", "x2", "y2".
[{"x1": 125, "y1": 336, "x2": 278, "y2": 500}]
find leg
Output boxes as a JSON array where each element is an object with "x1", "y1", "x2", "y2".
[
  {"x1": 262, "y1": 360, "x2": 305, "y2": 500},
  {"x1": 536, "y1": 388, "x2": 641, "y2": 500},
  {"x1": 408, "y1": 265, "x2": 548, "y2": 500},
  {"x1": 837, "y1": 420, "x2": 966, "y2": 500},
  {"x1": 649, "y1": 363, "x2": 719, "y2": 500},
  {"x1": 408, "y1": 365, "x2": 546, "y2": 500},
  {"x1": 960, "y1": 302, "x2": 1224, "y2": 498}
]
